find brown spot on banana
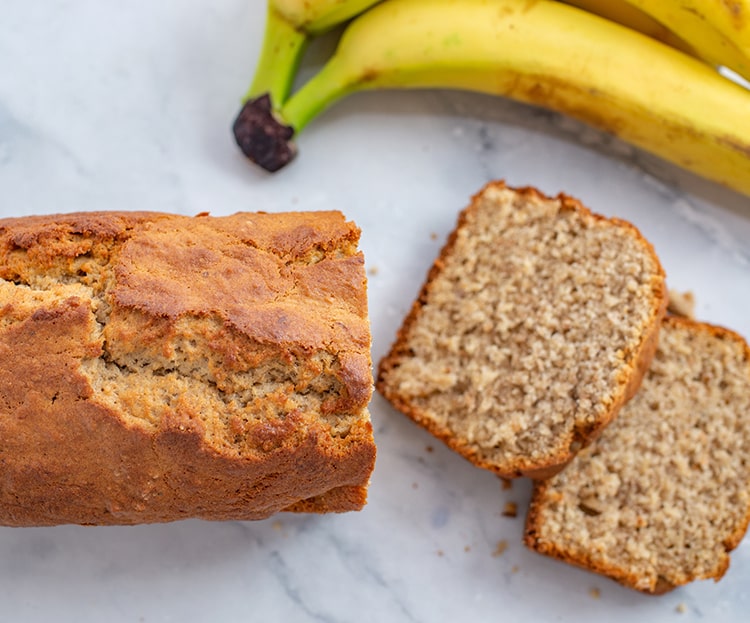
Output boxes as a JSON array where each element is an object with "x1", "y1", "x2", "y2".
[
  {"x1": 504, "y1": 71, "x2": 750, "y2": 190},
  {"x1": 519, "y1": 0, "x2": 543, "y2": 14},
  {"x1": 721, "y1": 0, "x2": 746, "y2": 26},
  {"x1": 717, "y1": 134, "x2": 750, "y2": 158},
  {"x1": 512, "y1": 74, "x2": 628, "y2": 137},
  {"x1": 358, "y1": 67, "x2": 381, "y2": 84}
]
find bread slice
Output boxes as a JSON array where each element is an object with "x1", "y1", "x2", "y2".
[
  {"x1": 525, "y1": 317, "x2": 750, "y2": 593},
  {"x1": 0, "y1": 210, "x2": 375, "y2": 525},
  {"x1": 377, "y1": 181, "x2": 667, "y2": 478}
]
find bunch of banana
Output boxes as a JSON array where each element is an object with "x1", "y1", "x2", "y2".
[
  {"x1": 233, "y1": 0, "x2": 750, "y2": 198},
  {"x1": 234, "y1": 0, "x2": 382, "y2": 171}
]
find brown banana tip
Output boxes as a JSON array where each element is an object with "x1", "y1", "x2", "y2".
[{"x1": 232, "y1": 94, "x2": 297, "y2": 173}]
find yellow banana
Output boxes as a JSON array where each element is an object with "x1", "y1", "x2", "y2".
[
  {"x1": 560, "y1": 0, "x2": 697, "y2": 56},
  {"x1": 620, "y1": 0, "x2": 750, "y2": 80},
  {"x1": 235, "y1": 0, "x2": 750, "y2": 198}
]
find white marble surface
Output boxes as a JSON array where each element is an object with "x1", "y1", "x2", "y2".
[{"x1": 2, "y1": 1, "x2": 750, "y2": 621}]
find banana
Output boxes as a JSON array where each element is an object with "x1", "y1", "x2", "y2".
[
  {"x1": 619, "y1": 0, "x2": 750, "y2": 80},
  {"x1": 235, "y1": 0, "x2": 750, "y2": 198},
  {"x1": 560, "y1": 0, "x2": 697, "y2": 56},
  {"x1": 234, "y1": 0, "x2": 381, "y2": 170}
]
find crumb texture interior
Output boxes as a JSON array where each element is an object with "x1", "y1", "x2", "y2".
[
  {"x1": 0, "y1": 211, "x2": 375, "y2": 524},
  {"x1": 379, "y1": 184, "x2": 664, "y2": 471},
  {"x1": 530, "y1": 319, "x2": 750, "y2": 592}
]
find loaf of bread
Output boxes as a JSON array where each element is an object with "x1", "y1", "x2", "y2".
[
  {"x1": 0, "y1": 210, "x2": 376, "y2": 525},
  {"x1": 377, "y1": 181, "x2": 667, "y2": 478},
  {"x1": 525, "y1": 317, "x2": 750, "y2": 593}
]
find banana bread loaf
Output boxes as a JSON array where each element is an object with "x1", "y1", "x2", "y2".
[
  {"x1": 377, "y1": 181, "x2": 667, "y2": 478},
  {"x1": 0, "y1": 210, "x2": 375, "y2": 525},
  {"x1": 525, "y1": 317, "x2": 750, "y2": 593}
]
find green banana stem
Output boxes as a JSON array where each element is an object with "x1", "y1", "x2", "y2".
[
  {"x1": 234, "y1": 1, "x2": 388, "y2": 171},
  {"x1": 280, "y1": 62, "x2": 356, "y2": 132},
  {"x1": 233, "y1": 56, "x2": 354, "y2": 172},
  {"x1": 244, "y1": 7, "x2": 307, "y2": 105},
  {"x1": 233, "y1": 7, "x2": 307, "y2": 172}
]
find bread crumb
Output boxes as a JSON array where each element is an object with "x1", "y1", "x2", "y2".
[
  {"x1": 589, "y1": 587, "x2": 601, "y2": 599},
  {"x1": 464, "y1": 545, "x2": 471, "y2": 552},
  {"x1": 667, "y1": 290, "x2": 695, "y2": 319},
  {"x1": 437, "y1": 549, "x2": 444, "y2": 557},
  {"x1": 676, "y1": 603, "x2": 687, "y2": 614},
  {"x1": 368, "y1": 266, "x2": 379, "y2": 276},
  {"x1": 511, "y1": 565, "x2": 520, "y2": 573},
  {"x1": 493, "y1": 540, "x2": 508, "y2": 557},
  {"x1": 412, "y1": 482, "x2": 418, "y2": 489},
  {"x1": 502, "y1": 502, "x2": 518, "y2": 518},
  {"x1": 430, "y1": 232, "x2": 438, "y2": 241},
  {"x1": 500, "y1": 478, "x2": 513, "y2": 491},
  {"x1": 272, "y1": 520, "x2": 283, "y2": 532},
  {"x1": 425, "y1": 445, "x2": 434, "y2": 453}
]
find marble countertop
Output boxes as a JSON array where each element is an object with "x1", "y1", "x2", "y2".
[{"x1": 2, "y1": 1, "x2": 750, "y2": 621}]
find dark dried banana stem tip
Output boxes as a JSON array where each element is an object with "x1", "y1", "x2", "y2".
[{"x1": 232, "y1": 94, "x2": 296, "y2": 172}]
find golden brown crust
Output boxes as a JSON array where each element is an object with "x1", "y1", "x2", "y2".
[
  {"x1": 377, "y1": 180, "x2": 666, "y2": 479},
  {"x1": 524, "y1": 493, "x2": 678, "y2": 594},
  {"x1": 525, "y1": 316, "x2": 750, "y2": 593},
  {"x1": 524, "y1": 478, "x2": 679, "y2": 594},
  {"x1": 0, "y1": 210, "x2": 375, "y2": 526}
]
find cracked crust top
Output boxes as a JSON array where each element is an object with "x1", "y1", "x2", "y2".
[{"x1": 0, "y1": 210, "x2": 375, "y2": 526}]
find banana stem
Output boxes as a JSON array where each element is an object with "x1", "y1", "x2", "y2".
[
  {"x1": 280, "y1": 61, "x2": 357, "y2": 132},
  {"x1": 233, "y1": 1, "x2": 385, "y2": 171},
  {"x1": 233, "y1": 6, "x2": 308, "y2": 172},
  {"x1": 244, "y1": 7, "x2": 308, "y2": 105},
  {"x1": 233, "y1": 94, "x2": 296, "y2": 172},
  {"x1": 233, "y1": 60, "x2": 355, "y2": 172}
]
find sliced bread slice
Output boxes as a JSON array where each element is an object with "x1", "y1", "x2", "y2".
[
  {"x1": 377, "y1": 181, "x2": 667, "y2": 478},
  {"x1": 525, "y1": 317, "x2": 750, "y2": 593}
]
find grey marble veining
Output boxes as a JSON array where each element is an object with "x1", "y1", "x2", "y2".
[{"x1": 2, "y1": 1, "x2": 750, "y2": 621}]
